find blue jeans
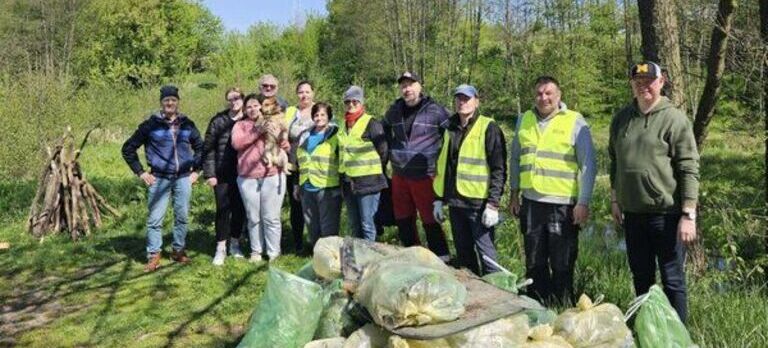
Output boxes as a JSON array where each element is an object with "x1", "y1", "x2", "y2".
[
  {"x1": 146, "y1": 176, "x2": 191, "y2": 258},
  {"x1": 343, "y1": 186, "x2": 380, "y2": 241}
]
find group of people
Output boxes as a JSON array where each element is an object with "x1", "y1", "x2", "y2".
[{"x1": 122, "y1": 61, "x2": 699, "y2": 323}]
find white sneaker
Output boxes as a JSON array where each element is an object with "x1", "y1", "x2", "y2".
[
  {"x1": 249, "y1": 254, "x2": 264, "y2": 264},
  {"x1": 212, "y1": 249, "x2": 226, "y2": 266},
  {"x1": 229, "y1": 239, "x2": 245, "y2": 258}
]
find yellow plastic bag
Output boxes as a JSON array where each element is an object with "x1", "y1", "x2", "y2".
[
  {"x1": 313, "y1": 236, "x2": 345, "y2": 280},
  {"x1": 446, "y1": 313, "x2": 529, "y2": 347},
  {"x1": 387, "y1": 335, "x2": 452, "y2": 348},
  {"x1": 354, "y1": 247, "x2": 466, "y2": 328},
  {"x1": 553, "y1": 294, "x2": 634, "y2": 348},
  {"x1": 342, "y1": 324, "x2": 392, "y2": 348},
  {"x1": 524, "y1": 325, "x2": 573, "y2": 348}
]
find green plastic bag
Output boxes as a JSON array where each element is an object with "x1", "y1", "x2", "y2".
[
  {"x1": 482, "y1": 272, "x2": 520, "y2": 294},
  {"x1": 315, "y1": 279, "x2": 360, "y2": 339},
  {"x1": 626, "y1": 285, "x2": 697, "y2": 348},
  {"x1": 238, "y1": 268, "x2": 325, "y2": 348},
  {"x1": 354, "y1": 247, "x2": 466, "y2": 328},
  {"x1": 297, "y1": 260, "x2": 319, "y2": 281}
]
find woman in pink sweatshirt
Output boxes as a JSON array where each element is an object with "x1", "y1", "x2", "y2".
[{"x1": 231, "y1": 94, "x2": 290, "y2": 263}]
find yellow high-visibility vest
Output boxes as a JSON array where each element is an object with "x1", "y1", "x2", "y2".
[
  {"x1": 338, "y1": 114, "x2": 383, "y2": 177},
  {"x1": 518, "y1": 109, "x2": 580, "y2": 199},
  {"x1": 433, "y1": 115, "x2": 494, "y2": 199},
  {"x1": 297, "y1": 132, "x2": 340, "y2": 188},
  {"x1": 285, "y1": 106, "x2": 298, "y2": 128}
]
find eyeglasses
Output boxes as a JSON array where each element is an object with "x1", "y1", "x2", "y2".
[
  {"x1": 261, "y1": 84, "x2": 277, "y2": 89},
  {"x1": 227, "y1": 96, "x2": 242, "y2": 102}
]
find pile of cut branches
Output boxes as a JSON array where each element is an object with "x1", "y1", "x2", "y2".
[{"x1": 27, "y1": 126, "x2": 120, "y2": 240}]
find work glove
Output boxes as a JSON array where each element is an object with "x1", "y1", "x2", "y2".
[
  {"x1": 481, "y1": 206, "x2": 499, "y2": 228},
  {"x1": 433, "y1": 200, "x2": 446, "y2": 223}
]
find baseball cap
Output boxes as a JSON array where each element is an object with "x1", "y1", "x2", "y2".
[
  {"x1": 453, "y1": 84, "x2": 478, "y2": 98},
  {"x1": 397, "y1": 71, "x2": 422, "y2": 84},
  {"x1": 630, "y1": 62, "x2": 662, "y2": 79}
]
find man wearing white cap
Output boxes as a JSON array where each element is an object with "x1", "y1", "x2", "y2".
[{"x1": 433, "y1": 84, "x2": 507, "y2": 275}]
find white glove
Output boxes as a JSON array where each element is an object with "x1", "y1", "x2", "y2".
[
  {"x1": 481, "y1": 206, "x2": 499, "y2": 227},
  {"x1": 433, "y1": 201, "x2": 446, "y2": 223}
]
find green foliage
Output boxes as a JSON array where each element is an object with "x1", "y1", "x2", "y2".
[{"x1": 75, "y1": 0, "x2": 222, "y2": 85}]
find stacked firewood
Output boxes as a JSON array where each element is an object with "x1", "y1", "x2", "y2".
[{"x1": 27, "y1": 127, "x2": 120, "y2": 240}]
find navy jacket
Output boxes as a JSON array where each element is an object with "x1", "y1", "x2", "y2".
[
  {"x1": 383, "y1": 96, "x2": 449, "y2": 178},
  {"x1": 122, "y1": 113, "x2": 203, "y2": 177}
]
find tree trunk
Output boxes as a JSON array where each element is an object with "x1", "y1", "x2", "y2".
[
  {"x1": 760, "y1": 0, "x2": 768, "y2": 268},
  {"x1": 692, "y1": 0, "x2": 737, "y2": 148},
  {"x1": 624, "y1": 0, "x2": 634, "y2": 69},
  {"x1": 637, "y1": 0, "x2": 687, "y2": 112}
]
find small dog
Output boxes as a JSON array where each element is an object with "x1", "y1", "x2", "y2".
[{"x1": 258, "y1": 97, "x2": 292, "y2": 173}]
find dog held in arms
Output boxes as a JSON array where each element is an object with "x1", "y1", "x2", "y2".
[{"x1": 257, "y1": 96, "x2": 292, "y2": 173}]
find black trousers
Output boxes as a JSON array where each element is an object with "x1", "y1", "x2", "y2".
[
  {"x1": 449, "y1": 206, "x2": 500, "y2": 276},
  {"x1": 286, "y1": 172, "x2": 305, "y2": 251},
  {"x1": 213, "y1": 181, "x2": 245, "y2": 242},
  {"x1": 624, "y1": 212, "x2": 688, "y2": 323},
  {"x1": 520, "y1": 198, "x2": 579, "y2": 306}
]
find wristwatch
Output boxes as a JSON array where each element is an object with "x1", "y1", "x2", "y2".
[{"x1": 682, "y1": 208, "x2": 697, "y2": 221}]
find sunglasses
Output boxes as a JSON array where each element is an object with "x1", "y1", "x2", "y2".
[
  {"x1": 261, "y1": 84, "x2": 277, "y2": 89},
  {"x1": 344, "y1": 100, "x2": 359, "y2": 105}
]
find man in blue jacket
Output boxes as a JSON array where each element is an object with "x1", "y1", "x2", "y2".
[{"x1": 122, "y1": 85, "x2": 203, "y2": 272}]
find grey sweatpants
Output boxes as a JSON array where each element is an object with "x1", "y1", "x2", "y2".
[
  {"x1": 237, "y1": 174, "x2": 286, "y2": 258},
  {"x1": 301, "y1": 186, "x2": 342, "y2": 247}
]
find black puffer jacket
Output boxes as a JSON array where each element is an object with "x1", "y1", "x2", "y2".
[{"x1": 203, "y1": 110, "x2": 240, "y2": 182}]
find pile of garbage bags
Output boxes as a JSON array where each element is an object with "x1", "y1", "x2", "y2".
[{"x1": 237, "y1": 237, "x2": 697, "y2": 348}]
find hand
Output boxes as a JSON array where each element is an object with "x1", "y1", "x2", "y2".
[
  {"x1": 481, "y1": 205, "x2": 499, "y2": 228},
  {"x1": 189, "y1": 172, "x2": 199, "y2": 184},
  {"x1": 611, "y1": 201, "x2": 623, "y2": 225},
  {"x1": 678, "y1": 217, "x2": 697, "y2": 245},
  {"x1": 432, "y1": 201, "x2": 446, "y2": 223},
  {"x1": 508, "y1": 196, "x2": 520, "y2": 217},
  {"x1": 206, "y1": 177, "x2": 218, "y2": 187},
  {"x1": 139, "y1": 172, "x2": 156, "y2": 186},
  {"x1": 573, "y1": 204, "x2": 589, "y2": 226},
  {"x1": 292, "y1": 185, "x2": 301, "y2": 201}
]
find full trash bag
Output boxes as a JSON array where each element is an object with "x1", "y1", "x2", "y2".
[
  {"x1": 297, "y1": 260, "x2": 319, "y2": 281},
  {"x1": 524, "y1": 325, "x2": 573, "y2": 348},
  {"x1": 340, "y1": 237, "x2": 401, "y2": 286},
  {"x1": 354, "y1": 247, "x2": 466, "y2": 328},
  {"x1": 553, "y1": 294, "x2": 634, "y2": 348},
  {"x1": 315, "y1": 279, "x2": 361, "y2": 339},
  {"x1": 314, "y1": 236, "x2": 345, "y2": 280},
  {"x1": 388, "y1": 335, "x2": 452, "y2": 348},
  {"x1": 446, "y1": 313, "x2": 529, "y2": 347},
  {"x1": 238, "y1": 268, "x2": 325, "y2": 348},
  {"x1": 626, "y1": 285, "x2": 697, "y2": 348},
  {"x1": 482, "y1": 271, "x2": 520, "y2": 294}
]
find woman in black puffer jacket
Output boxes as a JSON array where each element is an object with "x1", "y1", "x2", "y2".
[{"x1": 203, "y1": 87, "x2": 247, "y2": 265}]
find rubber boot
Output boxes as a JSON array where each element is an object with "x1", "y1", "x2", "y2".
[
  {"x1": 396, "y1": 217, "x2": 421, "y2": 247},
  {"x1": 423, "y1": 223, "x2": 451, "y2": 261}
]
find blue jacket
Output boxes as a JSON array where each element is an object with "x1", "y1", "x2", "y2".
[
  {"x1": 122, "y1": 113, "x2": 203, "y2": 177},
  {"x1": 383, "y1": 96, "x2": 449, "y2": 178}
]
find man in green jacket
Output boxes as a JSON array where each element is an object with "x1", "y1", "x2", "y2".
[{"x1": 609, "y1": 61, "x2": 700, "y2": 323}]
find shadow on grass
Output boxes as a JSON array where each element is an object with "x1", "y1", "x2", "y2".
[{"x1": 162, "y1": 263, "x2": 267, "y2": 348}]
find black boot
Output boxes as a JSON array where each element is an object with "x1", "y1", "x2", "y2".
[
  {"x1": 423, "y1": 223, "x2": 450, "y2": 260},
  {"x1": 396, "y1": 217, "x2": 421, "y2": 247}
]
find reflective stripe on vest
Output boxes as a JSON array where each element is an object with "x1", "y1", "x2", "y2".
[
  {"x1": 297, "y1": 133, "x2": 340, "y2": 188},
  {"x1": 338, "y1": 114, "x2": 383, "y2": 177},
  {"x1": 518, "y1": 109, "x2": 580, "y2": 199},
  {"x1": 433, "y1": 115, "x2": 493, "y2": 199},
  {"x1": 285, "y1": 106, "x2": 298, "y2": 128}
]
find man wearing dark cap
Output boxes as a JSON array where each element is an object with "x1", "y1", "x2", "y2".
[
  {"x1": 433, "y1": 84, "x2": 507, "y2": 275},
  {"x1": 509, "y1": 76, "x2": 597, "y2": 306},
  {"x1": 382, "y1": 72, "x2": 451, "y2": 261},
  {"x1": 609, "y1": 61, "x2": 700, "y2": 322},
  {"x1": 122, "y1": 85, "x2": 204, "y2": 272}
]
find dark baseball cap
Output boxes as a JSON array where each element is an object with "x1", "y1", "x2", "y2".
[
  {"x1": 397, "y1": 71, "x2": 421, "y2": 84},
  {"x1": 453, "y1": 84, "x2": 478, "y2": 98},
  {"x1": 630, "y1": 61, "x2": 662, "y2": 79}
]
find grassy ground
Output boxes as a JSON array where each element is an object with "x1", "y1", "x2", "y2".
[{"x1": 1, "y1": 101, "x2": 767, "y2": 347}]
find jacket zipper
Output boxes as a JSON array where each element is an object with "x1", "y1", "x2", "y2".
[{"x1": 171, "y1": 123, "x2": 180, "y2": 174}]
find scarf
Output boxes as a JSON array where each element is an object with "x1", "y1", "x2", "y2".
[{"x1": 344, "y1": 106, "x2": 365, "y2": 129}]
